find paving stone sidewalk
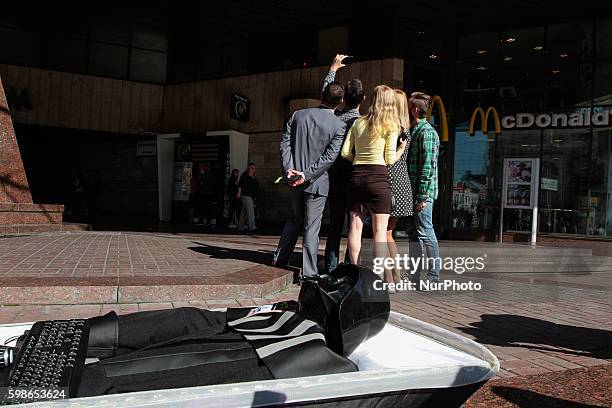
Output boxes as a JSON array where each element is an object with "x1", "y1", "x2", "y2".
[{"x1": 0, "y1": 231, "x2": 610, "y2": 407}]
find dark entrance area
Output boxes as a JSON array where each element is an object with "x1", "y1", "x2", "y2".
[
  {"x1": 171, "y1": 134, "x2": 230, "y2": 226},
  {"x1": 15, "y1": 124, "x2": 158, "y2": 225}
]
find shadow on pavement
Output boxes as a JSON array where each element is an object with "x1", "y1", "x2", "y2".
[
  {"x1": 188, "y1": 242, "x2": 306, "y2": 282},
  {"x1": 491, "y1": 386, "x2": 605, "y2": 408},
  {"x1": 459, "y1": 315, "x2": 612, "y2": 360},
  {"x1": 188, "y1": 242, "x2": 277, "y2": 265}
]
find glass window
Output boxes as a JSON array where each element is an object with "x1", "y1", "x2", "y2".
[
  {"x1": 456, "y1": 33, "x2": 499, "y2": 115},
  {"x1": 498, "y1": 67, "x2": 545, "y2": 112},
  {"x1": 247, "y1": 38, "x2": 282, "y2": 72},
  {"x1": 590, "y1": 128, "x2": 612, "y2": 237},
  {"x1": 130, "y1": 49, "x2": 167, "y2": 83},
  {"x1": 456, "y1": 34, "x2": 499, "y2": 119},
  {"x1": 547, "y1": 21, "x2": 593, "y2": 62},
  {"x1": 451, "y1": 126, "x2": 494, "y2": 229},
  {"x1": 413, "y1": 38, "x2": 447, "y2": 66},
  {"x1": 496, "y1": 130, "x2": 542, "y2": 233},
  {"x1": 132, "y1": 29, "x2": 168, "y2": 52},
  {"x1": 223, "y1": 43, "x2": 248, "y2": 75},
  {"x1": 458, "y1": 32, "x2": 499, "y2": 66},
  {"x1": 89, "y1": 42, "x2": 128, "y2": 79},
  {"x1": 458, "y1": 32, "x2": 499, "y2": 63},
  {"x1": 412, "y1": 66, "x2": 448, "y2": 100},
  {"x1": 501, "y1": 27, "x2": 545, "y2": 67},
  {"x1": 196, "y1": 46, "x2": 223, "y2": 79},
  {"x1": 594, "y1": 61, "x2": 612, "y2": 104},
  {"x1": 596, "y1": 17, "x2": 612, "y2": 59},
  {"x1": 167, "y1": 34, "x2": 196, "y2": 83},
  {"x1": 545, "y1": 62, "x2": 593, "y2": 108},
  {"x1": 352, "y1": 18, "x2": 398, "y2": 60},
  {"x1": 539, "y1": 129, "x2": 591, "y2": 235},
  {"x1": 40, "y1": 35, "x2": 88, "y2": 73},
  {"x1": 91, "y1": 24, "x2": 130, "y2": 46}
]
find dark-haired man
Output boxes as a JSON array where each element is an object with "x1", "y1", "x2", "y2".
[
  {"x1": 407, "y1": 92, "x2": 441, "y2": 284},
  {"x1": 272, "y1": 82, "x2": 347, "y2": 278},
  {"x1": 322, "y1": 54, "x2": 366, "y2": 273}
]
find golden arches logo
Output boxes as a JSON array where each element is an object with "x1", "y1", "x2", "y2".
[
  {"x1": 426, "y1": 95, "x2": 448, "y2": 142},
  {"x1": 468, "y1": 106, "x2": 502, "y2": 135}
]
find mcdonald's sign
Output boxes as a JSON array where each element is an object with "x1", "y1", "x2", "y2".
[
  {"x1": 468, "y1": 106, "x2": 502, "y2": 135},
  {"x1": 426, "y1": 95, "x2": 448, "y2": 142}
]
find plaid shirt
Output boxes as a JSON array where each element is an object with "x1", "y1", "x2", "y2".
[{"x1": 408, "y1": 119, "x2": 439, "y2": 201}]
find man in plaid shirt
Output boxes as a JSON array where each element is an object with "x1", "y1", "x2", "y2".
[{"x1": 407, "y1": 92, "x2": 441, "y2": 284}]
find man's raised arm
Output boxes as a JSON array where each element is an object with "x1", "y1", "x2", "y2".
[{"x1": 321, "y1": 54, "x2": 348, "y2": 94}]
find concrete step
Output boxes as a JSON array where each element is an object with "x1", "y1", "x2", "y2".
[
  {"x1": 1, "y1": 268, "x2": 293, "y2": 305},
  {"x1": 478, "y1": 256, "x2": 612, "y2": 264},
  {"x1": 476, "y1": 264, "x2": 612, "y2": 273},
  {"x1": 391, "y1": 243, "x2": 594, "y2": 257},
  {"x1": 0, "y1": 222, "x2": 91, "y2": 235}
]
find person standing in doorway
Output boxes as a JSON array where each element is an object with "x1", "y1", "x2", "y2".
[
  {"x1": 322, "y1": 54, "x2": 365, "y2": 273},
  {"x1": 407, "y1": 92, "x2": 441, "y2": 284},
  {"x1": 227, "y1": 168, "x2": 241, "y2": 228},
  {"x1": 237, "y1": 163, "x2": 259, "y2": 233},
  {"x1": 196, "y1": 163, "x2": 215, "y2": 226},
  {"x1": 272, "y1": 82, "x2": 346, "y2": 278}
]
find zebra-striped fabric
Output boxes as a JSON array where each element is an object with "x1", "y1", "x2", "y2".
[
  {"x1": 226, "y1": 305, "x2": 358, "y2": 379},
  {"x1": 229, "y1": 311, "x2": 327, "y2": 360}
]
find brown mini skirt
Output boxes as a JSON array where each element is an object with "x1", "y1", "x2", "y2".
[{"x1": 349, "y1": 164, "x2": 392, "y2": 214}]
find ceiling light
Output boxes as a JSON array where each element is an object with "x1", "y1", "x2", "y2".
[
  {"x1": 560, "y1": 53, "x2": 568, "y2": 58},
  {"x1": 477, "y1": 66, "x2": 487, "y2": 70},
  {"x1": 521, "y1": 144, "x2": 529, "y2": 147},
  {"x1": 418, "y1": 31, "x2": 425, "y2": 35},
  {"x1": 533, "y1": 45, "x2": 543, "y2": 50},
  {"x1": 553, "y1": 138, "x2": 563, "y2": 143},
  {"x1": 552, "y1": 69, "x2": 560, "y2": 74},
  {"x1": 506, "y1": 37, "x2": 516, "y2": 43},
  {"x1": 477, "y1": 50, "x2": 487, "y2": 54},
  {"x1": 504, "y1": 56, "x2": 512, "y2": 62},
  {"x1": 429, "y1": 54, "x2": 438, "y2": 59}
]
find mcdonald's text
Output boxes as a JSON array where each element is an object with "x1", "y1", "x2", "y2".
[{"x1": 501, "y1": 108, "x2": 612, "y2": 130}]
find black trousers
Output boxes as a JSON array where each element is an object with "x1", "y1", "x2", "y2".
[
  {"x1": 324, "y1": 173, "x2": 352, "y2": 273},
  {"x1": 78, "y1": 308, "x2": 272, "y2": 396}
]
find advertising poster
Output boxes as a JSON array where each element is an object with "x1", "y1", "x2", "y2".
[
  {"x1": 502, "y1": 158, "x2": 540, "y2": 209},
  {"x1": 173, "y1": 162, "x2": 193, "y2": 202}
]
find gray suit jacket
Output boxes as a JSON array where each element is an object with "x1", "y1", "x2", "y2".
[{"x1": 280, "y1": 106, "x2": 346, "y2": 197}]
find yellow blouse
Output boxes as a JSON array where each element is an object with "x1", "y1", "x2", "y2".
[{"x1": 341, "y1": 118, "x2": 399, "y2": 166}]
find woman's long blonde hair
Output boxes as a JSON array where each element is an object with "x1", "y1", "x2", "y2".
[
  {"x1": 393, "y1": 89, "x2": 410, "y2": 130},
  {"x1": 364, "y1": 85, "x2": 398, "y2": 138}
]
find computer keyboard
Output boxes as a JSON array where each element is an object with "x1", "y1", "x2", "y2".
[{"x1": 4, "y1": 319, "x2": 89, "y2": 403}]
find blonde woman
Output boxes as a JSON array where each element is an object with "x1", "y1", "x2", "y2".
[
  {"x1": 341, "y1": 85, "x2": 406, "y2": 268},
  {"x1": 385, "y1": 90, "x2": 414, "y2": 286}
]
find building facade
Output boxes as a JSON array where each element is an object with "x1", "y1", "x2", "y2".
[{"x1": 1, "y1": 4, "x2": 612, "y2": 249}]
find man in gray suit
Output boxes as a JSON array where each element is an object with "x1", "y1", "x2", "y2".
[{"x1": 272, "y1": 82, "x2": 346, "y2": 278}]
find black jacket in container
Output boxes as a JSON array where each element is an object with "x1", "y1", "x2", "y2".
[{"x1": 77, "y1": 304, "x2": 357, "y2": 397}]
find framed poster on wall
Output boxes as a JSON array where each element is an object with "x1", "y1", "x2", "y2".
[
  {"x1": 502, "y1": 158, "x2": 540, "y2": 209},
  {"x1": 499, "y1": 157, "x2": 541, "y2": 244},
  {"x1": 173, "y1": 162, "x2": 193, "y2": 202}
]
